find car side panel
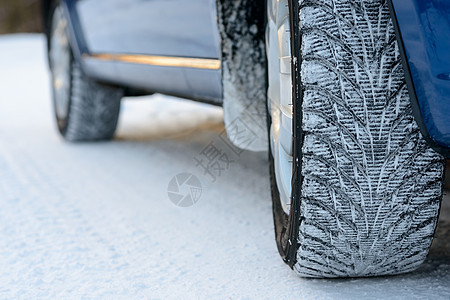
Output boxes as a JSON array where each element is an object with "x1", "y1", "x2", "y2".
[
  {"x1": 390, "y1": 0, "x2": 450, "y2": 155},
  {"x1": 61, "y1": 0, "x2": 222, "y2": 103},
  {"x1": 76, "y1": 0, "x2": 220, "y2": 59}
]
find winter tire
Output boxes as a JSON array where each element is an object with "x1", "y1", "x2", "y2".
[
  {"x1": 49, "y1": 4, "x2": 123, "y2": 142},
  {"x1": 266, "y1": 0, "x2": 445, "y2": 277}
]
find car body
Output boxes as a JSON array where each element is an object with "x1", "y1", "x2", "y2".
[
  {"x1": 44, "y1": 0, "x2": 268, "y2": 151},
  {"x1": 43, "y1": 0, "x2": 223, "y2": 104}
]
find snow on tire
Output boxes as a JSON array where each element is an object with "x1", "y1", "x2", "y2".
[
  {"x1": 296, "y1": 0, "x2": 445, "y2": 277},
  {"x1": 269, "y1": 0, "x2": 445, "y2": 278}
]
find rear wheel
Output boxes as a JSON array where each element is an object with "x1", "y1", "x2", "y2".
[
  {"x1": 49, "y1": 4, "x2": 123, "y2": 142},
  {"x1": 266, "y1": 0, "x2": 444, "y2": 277}
]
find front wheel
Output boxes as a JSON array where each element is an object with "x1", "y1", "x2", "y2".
[
  {"x1": 49, "y1": 4, "x2": 123, "y2": 142},
  {"x1": 266, "y1": 0, "x2": 444, "y2": 277}
]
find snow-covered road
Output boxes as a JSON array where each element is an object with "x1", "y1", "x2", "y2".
[{"x1": 0, "y1": 35, "x2": 449, "y2": 299}]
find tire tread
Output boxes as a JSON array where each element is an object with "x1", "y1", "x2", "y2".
[{"x1": 295, "y1": 0, "x2": 444, "y2": 277}]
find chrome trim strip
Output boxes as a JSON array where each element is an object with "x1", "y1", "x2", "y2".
[{"x1": 83, "y1": 53, "x2": 221, "y2": 70}]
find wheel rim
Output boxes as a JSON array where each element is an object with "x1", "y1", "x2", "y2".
[
  {"x1": 50, "y1": 6, "x2": 71, "y2": 120},
  {"x1": 267, "y1": 0, "x2": 293, "y2": 215}
]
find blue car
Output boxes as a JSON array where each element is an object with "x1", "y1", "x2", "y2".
[{"x1": 43, "y1": 0, "x2": 450, "y2": 278}]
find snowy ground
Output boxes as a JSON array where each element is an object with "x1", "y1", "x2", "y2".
[{"x1": 0, "y1": 34, "x2": 449, "y2": 299}]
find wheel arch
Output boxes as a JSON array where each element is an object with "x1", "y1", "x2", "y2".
[
  {"x1": 43, "y1": 0, "x2": 88, "y2": 67},
  {"x1": 388, "y1": 0, "x2": 450, "y2": 157}
]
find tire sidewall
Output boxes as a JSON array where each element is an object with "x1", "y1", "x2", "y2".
[{"x1": 267, "y1": 0, "x2": 302, "y2": 267}]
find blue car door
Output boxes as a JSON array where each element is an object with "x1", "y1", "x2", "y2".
[{"x1": 75, "y1": 0, "x2": 222, "y2": 102}]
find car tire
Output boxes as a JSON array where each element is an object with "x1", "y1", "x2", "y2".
[
  {"x1": 49, "y1": 4, "x2": 123, "y2": 142},
  {"x1": 266, "y1": 0, "x2": 445, "y2": 277}
]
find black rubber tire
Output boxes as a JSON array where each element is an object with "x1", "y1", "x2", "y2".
[
  {"x1": 48, "y1": 3, "x2": 123, "y2": 142},
  {"x1": 269, "y1": 0, "x2": 445, "y2": 277},
  {"x1": 60, "y1": 60, "x2": 123, "y2": 142}
]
